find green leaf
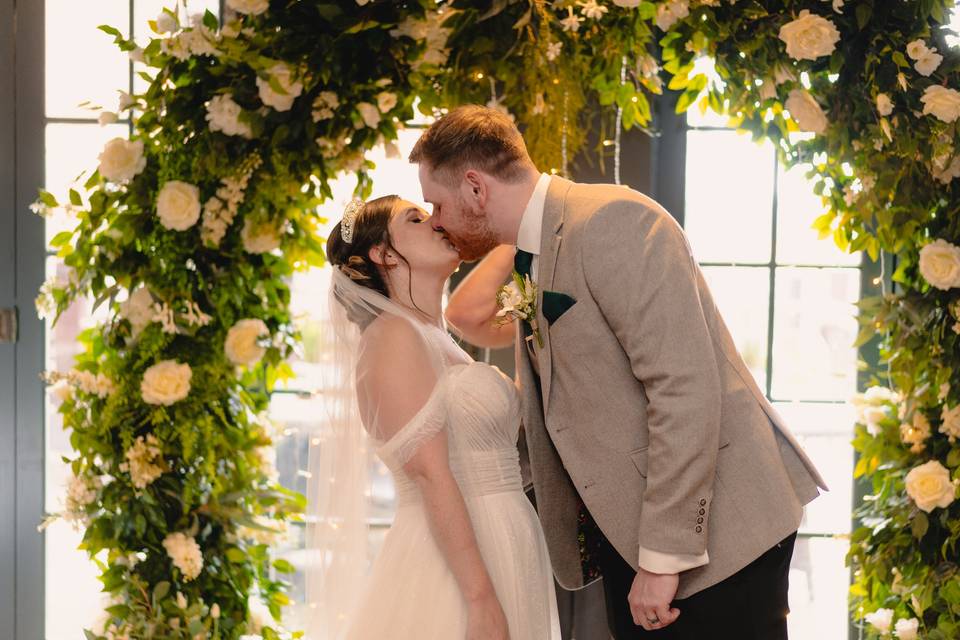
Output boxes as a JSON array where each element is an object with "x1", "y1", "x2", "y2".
[
  {"x1": 203, "y1": 9, "x2": 218, "y2": 31},
  {"x1": 855, "y1": 4, "x2": 872, "y2": 29},
  {"x1": 97, "y1": 25, "x2": 122, "y2": 38},
  {"x1": 68, "y1": 189, "x2": 83, "y2": 207},
  {"x1": 344, "y1": 19, "x2": 381, "y2": 34},
  {"x1": 50, "y1": 231, "x2": 74, "y2": 248},
  {"x1": 273, "y1": 558, "x2": 295, "y2": 574},
  {"x1": 911, "y1": 511, "x2": 929, "y2": 539},
  {"x1": 153, "y1": 580, "x2": 171, "y2": 602},
  {"x1": 38, "y1": 190, "x2": 58, "y2": 207},
  {"x1": 947, "y1": 448, "x2": 960, "y2": 469}
]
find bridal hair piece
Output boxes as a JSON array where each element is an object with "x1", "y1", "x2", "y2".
[{"x1": 341, "y1": 197, "x2": 365, "y2": 243}]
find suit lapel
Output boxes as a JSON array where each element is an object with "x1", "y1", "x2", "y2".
[{"x1": 537, "y1": 176, "x2": 572, "y2": 417}]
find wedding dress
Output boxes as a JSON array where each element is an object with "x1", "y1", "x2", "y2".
[{"x1": 306, "y1": 270, "x2": 560, "y2": 640}]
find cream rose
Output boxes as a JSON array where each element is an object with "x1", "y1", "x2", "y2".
[
  {"x1": 121, "y1": 286, "x2": 155, "y2": 337},
  {"x1": 98, "y1": 138, "x2": 146, "y2": 184},
  {"x1": 140, "y1": 359, "x2": 192, "y2": 406},
  {"x1": 778, "y1": 10, "x2": 840, "y2": 61},
  {"x1": 915, "y1": 48, "x2": 943, "y2": 77},
  {"x1": 256, "y1": 63, "x2": 303, "y2": 112},
  {"x1": 918, "y1": 238, "x2": 960, "y2": 291},
  {"x1": 875, "y1": 93, "x2": 893, "y2": 116},
  {"x1": 376, "y1": 91, "x2": 398, "y2": 113},
  {"x1": 156, "y1": 181, "x2": 201, "y2": 231},
  {"x1": 894, "y1": 618, "x2": 919, "y2": 640},
  {"x1": 655, "y1": 0, "x2": 689, "y2": 31},
  {"x1": 906, "y1": 39, "x2": 928, "y2": 60},
  {"x1": 205, "y1": 93, "x2": 252, "y2": 138},
  {"x1": 226, "y1": 0, "x2": 269, "y2": 15},
  {"x1": 940, "y1": 403, "x2": 960, "y2": 442},
  {"x1": 357, "y1": 102, "x2": 382, "y2": 128},
  {"x1": 786, "y1": 89, "x2": 828, "y2": 134},
  {"x1": 864, "y1": 608, "x2": 894, "y2": 634},
  {"x1": 921, "y1": 85, "x2": 960, "y2": 123},
  {"x1": 224, "y1": 319, "x2": 269, "y2": 366},
  {"x1": 241, "y1": 218, "x2": 282, "y2": 254},
  {"x1": 905, "y1": 459, "x2": 956, "y2": 513}
]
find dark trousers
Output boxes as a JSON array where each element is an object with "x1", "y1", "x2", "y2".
[{"x1": 596, "y1": 532, "x2": 797, "y2": 640}]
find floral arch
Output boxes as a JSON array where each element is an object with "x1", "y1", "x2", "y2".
[{"x1": 34, "y1": 0, "x2": 960, "y2": 638}]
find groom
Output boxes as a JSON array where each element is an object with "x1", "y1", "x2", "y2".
[{"x1": 410, "y1": 105, "x2": 827, "y2": 639}]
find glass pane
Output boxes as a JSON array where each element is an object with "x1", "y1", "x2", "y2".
[
  {"x1": 773, "y1": 401, "x2": 855, "y2": 534},
  {"x1": 788, "y1": 536, "x2": 850, "y2": 639},
  {"x1": 45, "y1": 0, "x2": 129, "y2": 118},
  {"x1": 45, "y1": 123, "x2": 129, "y2": 245},
  {"x1": 44, "y1": 256, "x2": 112, "y2": 639},
  {"x1": 684, "y1": 130, "x2": 775, "y2": 263},
  {"x1": 771, "y1": 267, "x2": 860, "y2": 401},
  {"x1": 777, "y1": 163, "x2": 861, "y2": 266},
  {"x1": 700, "y1": 266, "x2": 770, "y2": 391}
]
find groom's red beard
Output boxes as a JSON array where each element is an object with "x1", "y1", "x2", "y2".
[{"x1": 446, "y1": 198, "x2": 500, "y2": 262}]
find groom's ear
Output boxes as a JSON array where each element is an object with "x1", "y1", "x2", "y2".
[{"x1": 463, "y1": 169, "x2": 488, "y2": 205}]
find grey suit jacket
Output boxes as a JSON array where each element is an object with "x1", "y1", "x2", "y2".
[{"x1": 516, "y1": 176, "x2": 828, "y2": 599}]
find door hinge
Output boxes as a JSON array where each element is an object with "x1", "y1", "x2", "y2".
[{"x1": 0, "y1": 307, "x2": 17, "y2": 343}]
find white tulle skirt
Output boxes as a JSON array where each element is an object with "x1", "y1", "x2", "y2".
[{"x1": 344, "y1": 489, "x2": 561, "y2": 640}]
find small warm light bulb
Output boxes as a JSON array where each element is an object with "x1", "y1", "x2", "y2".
[
  {"x1": 872, "y1": 277, "x2": 882, "y2": 285},
  {"x1": 476, "y1": 72, "x2": 485, "y2": 80},
  {"x1": 631, "y1": 96, "x2": 638, "y2": 103},
  {"x1": 602, "y1": 139, "x2": 613, "y2": 147}
]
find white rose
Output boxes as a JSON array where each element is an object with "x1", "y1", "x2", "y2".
[
  {"x1": 121, "y1": 286, "x2": 155, "y2": 336},
  {"x1": 875, "y1": 93, "x2": 893, "y2": 116},
  {"x1": 905, "y1": 459, "x2": 956, "y2": 513},
  {"x1": 162, "y1": 532, "x2": 203, "y2": 581},
  {"x1": 497, "y1": 281, "x2": 525, "y2": 316},
  {"x1": 156, "y1": 181, "x2": 201, "y2": 231},
  {"x1": 98, "y1": 111, "x2": 119, "y2": 126},
  {"x1": 205, "y1": 93, "x2": 252, "y2": 138},
  {"x1": 226, "y1": 0, "x2": 269, "y2": 15},
  {"x1": 140, "y1": 359, "x2": 192, "y2": 406},
  {"x1": 914, "y1": 48, "x2": 943, "y2": 77},
  {"x1": 778, "y1": 10, "x2": 840, "y2": 61},
  {"x1": 357, "y1": 102, "x2": 381, "y2": 128},
  {"x1": 241, "y1": 219, "x2": 282, "y2": 254},
  {"x1": 156, "y1": 10, "x2": 179, "y2": 34},
  {"x1": 894, "y1": 617, "x2": 919, "y2": 640},
  {"x1": 98, "y1": 138, "x2": 146, "y2": 184},
  {"x1": 940, "y1": 403, "x2": 960, "y2": 442},
  {"x1": 225, "y1": 319, "x2": 269, "y2": 366},
  {"x1": 256, "y1": 64, "x2": 303, "y2": 112},
  {"x1": 906, "y1": 39, "x2": 928, "y2": 60},
  {"x1": 864, "y1": 608, "x2": 894, "y2": 634},
  {"x1": 921, "y1": 85, "x2": 960, "y2": 123},
  {"x1": 785, "y1": 89, "x2": 828, "y2": 134},
  {"x1": 376, "y1": 91, "x2": 398, "y2": 113},
  {"x1": 655, "y1": 0, "x2": 689, "y2": 31},
  {"x1": 918, "y1": 239, "x2": 960, "y2": 290}
]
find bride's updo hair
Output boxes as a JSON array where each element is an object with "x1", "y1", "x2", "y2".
[{"x1": 326, "y1": 195, "x2": 405, "y2": 298}]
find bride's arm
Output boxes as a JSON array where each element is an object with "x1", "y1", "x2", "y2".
[{"x1": 445, "y1": 244, "x2": 516, "y2": 349}]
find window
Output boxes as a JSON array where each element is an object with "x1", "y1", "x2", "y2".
[{"x1": 684, "y1": 107, "x2": 861, "y2": 638}]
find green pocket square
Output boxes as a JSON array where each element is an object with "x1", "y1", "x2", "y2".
[{"x1": 542, "y1": 291, "x2": 577, "y2": 326}]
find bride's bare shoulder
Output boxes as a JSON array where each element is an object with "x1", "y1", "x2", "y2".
[{"x1": 358, "y1": 315, "x2": 430, "y2": 367}]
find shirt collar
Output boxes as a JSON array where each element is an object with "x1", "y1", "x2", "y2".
[{"x1": 516, "y1": 173, "x2": 552, "y2": 256}]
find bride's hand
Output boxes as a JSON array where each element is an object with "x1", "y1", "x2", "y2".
[{"x1": 466, "y1": 592, "x2": 510, "y2": 640}]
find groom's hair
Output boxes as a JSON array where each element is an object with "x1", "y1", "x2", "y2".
[{"x1": 409, "y1": 105, "x2": 535, "y2": 185}]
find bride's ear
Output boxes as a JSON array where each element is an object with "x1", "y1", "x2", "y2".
[{"x1": 368, "y1": 244, "x2": 398, "y2": 268}]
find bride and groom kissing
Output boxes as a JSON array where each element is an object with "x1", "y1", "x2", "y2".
[{"x1": 313, "y1": 104, "x2": 827, "y2": 640}]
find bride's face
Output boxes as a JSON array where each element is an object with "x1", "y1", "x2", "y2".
[{"x1": 382, "y1": 199, "x2": 461, "y2": 278}]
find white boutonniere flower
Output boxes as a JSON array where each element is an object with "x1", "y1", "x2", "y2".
[{"x1": 496, "y1": 271, "x2": 543, "y2": 348}]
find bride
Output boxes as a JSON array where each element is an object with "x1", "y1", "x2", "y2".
[{"x1": 305, "y1": 195, "x2": 561, "y2": 640}]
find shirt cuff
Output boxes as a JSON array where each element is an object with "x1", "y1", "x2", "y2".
[{"x1": 637, "y1": 544, "x2": 709, "y2": 575}]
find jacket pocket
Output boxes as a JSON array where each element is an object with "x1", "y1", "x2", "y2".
[{"x1": 629, "y1": 438, "x2": 730, "y2": 479}]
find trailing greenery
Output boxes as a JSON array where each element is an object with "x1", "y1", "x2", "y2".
[{"x1": 34, "y1": 0, "x2": 960, "y2": 638}]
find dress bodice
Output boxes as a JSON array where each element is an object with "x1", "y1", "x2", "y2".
[{"x1": 376, "y1": 361, "x2": 523, "y2": 504}]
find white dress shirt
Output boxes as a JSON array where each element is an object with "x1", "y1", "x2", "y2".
[{"x1": 516, "y1": 173, "x2": 709, "y2": 576}]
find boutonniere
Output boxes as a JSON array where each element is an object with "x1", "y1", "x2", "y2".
[{"x1": 496, "y1": 271, "x2": 544, "y2": 348}]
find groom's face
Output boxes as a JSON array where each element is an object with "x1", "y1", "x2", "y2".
[{"x1": 419, "y1": 164, "x2": 499, "y2": 263}]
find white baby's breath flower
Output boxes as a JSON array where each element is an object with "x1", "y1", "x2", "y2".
[
  {"x1": 918, "y1": 238, "x2": 960, "y2": 290},
  {"x1": 560, "y1": 6, "x2": 584, "y2": 32},
  {"x1": 122, "y1": 434, "x2": 164, "y2": 489},
  {"x1": 613, "y1": 0, "x2": 641, "y2": 6},
  {"x1": 578, "y1": 0, "x2": 609, "y2": 20},
  {"x1": 98, "y1": 138, "x2": 146, "y2": 184},
  {"x1": 225, "y1": 319, "x2": 269, "y2": 366},
  {"x1": 905, "y1": 459, "x2": 957, "y2": 512},
  {"x1": 98, "y1": 111, "x2": 119, "y2": 126},
  {"x1": 546, "y1": 41, "x2": 563, "y2": 61},
  {"x1": 940, "y1": 403, "x2": 960, "y2": 443},
  {"x1": 140, "y1": 360, "x2": 192, "y2": 406},
  {"x1": 778, "y1": 10, "x2": 840, "y2": 61},
  {"x1": 921, "y1": 85, "x2": 960, "y2": 123},
  {"x1": 256, "y1": 63, "x2": 303, "y2": 112},
  {"x1": 156, "y1": 10, "x2": 179, "y2": 34},
  {"x1": 864, "y1": 608, "x2": 894, "y2": 634},
  {"x1": 900, "y1": 411, "x2": 931, "y2": 454},
  {"x1": 156, "y1": 180, "x2": 201, "y2": 231},
  {"x1": 163, "y1": 532, "x2": 203, "y2": 581},
  {"x1": 785, "y1": 88, "x2": 828, "y2": 134}
]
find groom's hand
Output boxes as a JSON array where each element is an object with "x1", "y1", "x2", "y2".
[{"x1": 628, "y1": 567, "x2": 681, "y2": 631}]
